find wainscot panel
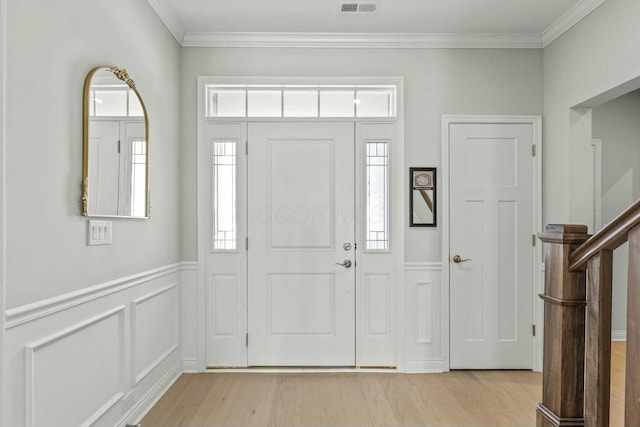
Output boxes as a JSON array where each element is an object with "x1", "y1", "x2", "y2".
[
  {"x1": 403, "y1": 263, "x2": 444, "y2": 373},
  {"x1": 3, "y1": 263, "x2": 186, "y2": 427}
]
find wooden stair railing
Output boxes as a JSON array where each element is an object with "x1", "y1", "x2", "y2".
[{"x1": 538, "y1": 199, "x2": 640, "y2": 427}]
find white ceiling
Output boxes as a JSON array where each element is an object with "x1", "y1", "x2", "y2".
[{"x1": 148, "y1": 0, "x2": 606, "y2": 47}]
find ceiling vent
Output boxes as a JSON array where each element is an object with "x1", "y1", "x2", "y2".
[{"x1": 338, "y1": 1, "x2": 380, "y2": 14}]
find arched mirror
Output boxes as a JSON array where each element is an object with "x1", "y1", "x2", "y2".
[{"x1": 82, "y1": 66, "x2": 149, "y2": 218}]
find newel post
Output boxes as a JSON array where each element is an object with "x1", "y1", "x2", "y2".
[{"x1": 537, "y1": 224, "x2": 590, "y2": 427}]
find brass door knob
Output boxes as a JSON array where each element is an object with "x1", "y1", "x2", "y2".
[{"x1": 453, "y1": 255, "x2": 472, "y2": 263}]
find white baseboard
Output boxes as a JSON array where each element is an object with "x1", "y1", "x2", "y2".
[
  {"x1": 121, "y1": 360, "x2": 182, "y2": 427},
  {"x1": 612, "y1": 330, "x2": 626, "y2": 342},
  {"x1": 403, "y1": 360, "x2": 445, "y2": 373},
  {"x1": 182, "y1": 359, "x2": 198, "y2": 373}
]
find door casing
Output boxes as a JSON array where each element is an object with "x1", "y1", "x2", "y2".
[
  {"x1": 441, "y1": 115, "x2": 543, "y2": 372},
  {"x1": 196, "y1": 76, "x2": 405, "y2": 371}
]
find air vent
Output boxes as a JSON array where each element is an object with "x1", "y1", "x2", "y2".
[{"x1": 338, "y1": 1, "x2": 380, "y2": 14}]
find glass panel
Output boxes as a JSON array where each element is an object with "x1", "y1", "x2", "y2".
[
  {"x1": 130, "y1": 139, "x2": 147, "y2": 217},
  {"x1": 283, "y1": 90, "x2": 318, "y2": 117},
  {"x1": 366, "y1": 141, "x2": 389, "y2": 250},
  {"x1": 248, "y1": 90, "x2": 282, "y2": 117},
  {"x1": 128, "y1": 90, "x2": 144, "y2": 117},
  {"x1": 356, "y1": 89, "x2": 394, "y2": 117},
  {"x1": 319, "y1": 90, "x2": 355, "y2": 117},
  {"x1": 207, "y1": 89, "x2": 246, "y2": 117},
  {"x1": 94, "y1": 90, "x2": 127, "y2": 116},
  {"x1": 89, "y1": 90, "x2": 96, "y2": 117},
  {"x1": 213, "y1": 141, "x2": 237, "y2": 250}
]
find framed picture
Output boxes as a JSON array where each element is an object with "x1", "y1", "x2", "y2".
[{"x1": 410, "y1": 167, "x2": 436, "y2": 227}]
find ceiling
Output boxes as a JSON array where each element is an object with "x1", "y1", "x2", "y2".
[{"x1": 148, "y1": 0, "x2": 606, "y2": 48}]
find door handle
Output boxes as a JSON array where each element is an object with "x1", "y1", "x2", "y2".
[
  {"x1": 336, "y1": 259, "x2": 352, "y2": 268},
  {"x1": 453, "y1": 255, "x2": 472, "y2": 263}
]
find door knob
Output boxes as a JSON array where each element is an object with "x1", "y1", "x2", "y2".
[
  {"x1": 336, "y1": 259, "x2": 352, "y2": 268},
  {"x1": 453, "y1": 255, "x2": 472, "y2": 263}
]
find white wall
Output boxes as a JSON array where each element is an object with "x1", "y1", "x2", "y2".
[
  {"x1": 180, "y1": 47, "x2": 544, "y2": 263},
  {"x1": 543, "y1": 0, "x2": 640, "y2": 228},
  {"x1": 592, "y1": 90, "x2": 640, "y2": 335},
  {"x1": 5, "y1": 0, "x2": 182, "y2": 308},
  {"x1": 3, "y1": 0, "x2": 184, "y2": 425},
  {"x1": 1, "y1": 0, "x2": 7, "y2": 419}
]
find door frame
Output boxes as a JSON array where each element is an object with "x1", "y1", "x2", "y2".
[
  {"x1": 441, "y1": 115, "x2": 543, "y2": 372},
  {"x1": 196, "y1": 76, "x2": 405, "y2": 371}
]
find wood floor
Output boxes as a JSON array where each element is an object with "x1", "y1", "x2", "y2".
[{"x1": 142, "y1": 342, "x2": 626, "y2": 427}]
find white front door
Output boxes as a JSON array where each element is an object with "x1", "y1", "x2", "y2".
[
  {"x1": 449, "y1": 122, "x2": 534, "y2": 369},
  {"x1": 247, "y1": 122, "x2": 356, "y2": 366}
]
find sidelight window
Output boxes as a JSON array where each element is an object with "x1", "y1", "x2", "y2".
[
  {"x1": 212, "y1": 141, "x2": 237, "y2": 250},
  {"x1": 366, "y1": 141, "x2": 389, "y2": 250}
]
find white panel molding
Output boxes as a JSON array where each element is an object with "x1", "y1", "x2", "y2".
[
  {"x1": 404, "y1": 262, "x2": 443, "y2": 271},
  {"x1": 182, "y1": 359, "x2": 198, "y2": 373},
  {"x1": 416, "y1": 281, "x2": 433, "y2": 344},
  {"x1": 181, "y1": 261, "x2": 198, "y2": 271},
  {"x1": 145, "y1": 0, "x2": 185, "y2": 44},
  {"x1": 612, "y1": 330, "x2": 626, "y2": 342},
  {"x1": 404, "y1": 360, "x2": 445, "y2": 374},
  {"x1": 117, "y1": 359, "x2": 182, "y2": 427},
  {"x1": 541, "y1": 0, "x2": 606, "y2": 47},
  {"x1": 182, "y1": 31, "x2": 542, "y2": 49},
  {"x1": 24, "y1": 306, "x2": 126, "y2": 427},
  {"x1": 131, "y1": 284, "x2": 179, "y2": 385},
  {"x1": 6, "y1": 262, "x2": 185, "y2": 328}
]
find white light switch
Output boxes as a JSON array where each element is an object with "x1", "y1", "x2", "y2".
[{"x1": 88, "y1": 220, "x2": 112, "y2": 245}]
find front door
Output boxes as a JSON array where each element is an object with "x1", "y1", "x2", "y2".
[
  {"x1": 247, "y1": 122, "x2": 356, "y2": 366},
  {"x1": 449, "y1": 122, "x2": 535, "y2": 369}
]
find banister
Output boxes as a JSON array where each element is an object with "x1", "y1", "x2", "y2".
[{"x1": 569, "y1": 198, "x2": 640, "y2": 271}]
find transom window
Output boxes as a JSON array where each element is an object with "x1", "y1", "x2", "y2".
[{"x1": 206, "y1": 85, "x2": 396, "y2": 118}]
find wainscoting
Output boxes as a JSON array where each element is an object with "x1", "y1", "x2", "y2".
[
  {"x1": 3, "y1": 263, "x2": 189, "y2": 427},
  {"x1": 403, "y1": 262, "x2": 444, "y2": 373}
]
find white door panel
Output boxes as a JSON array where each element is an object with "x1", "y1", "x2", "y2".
[
  {"x1": 450, "y1": 123, "x2": 534, "y2": 369},
  {"x1": 248, "y1": 122, "x2": 355, "y2": 366}
]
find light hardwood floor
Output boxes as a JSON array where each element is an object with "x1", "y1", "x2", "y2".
[{"x1": 142, "y1": 342, "x2": 626, "y2": 427}]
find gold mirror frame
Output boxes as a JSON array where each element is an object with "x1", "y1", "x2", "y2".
[{"x1": 82, "y1": 66, "x2": 150, "y2": 218}]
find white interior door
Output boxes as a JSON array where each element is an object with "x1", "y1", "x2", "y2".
[
  {"x1": 449, "y1": 122, "x2": 534, "y2": 369},
  {"x1": 247, "y1": 122, "x2": 356, "y2": 366}
]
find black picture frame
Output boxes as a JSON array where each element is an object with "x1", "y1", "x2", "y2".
[{"x1": 410, "y1": 167, "x2": 437, "y2": 227}]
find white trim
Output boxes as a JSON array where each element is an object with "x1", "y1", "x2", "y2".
[
  {"x1": 441, "y1": 115, "x2": 543, "y2": 372},
  {"x1": 403, "y1": 360, "x2": 445, "y2": 374},
  {"x1": 541, "y1": 0, "x2": 606, "y2": 47},
  {"x1": 205, "y1": 367, "x2": 397, "y2": 374},
  {"x1": 145, "y1": 0, "x2": 185, "y2": 44},
  {"x1": 612, "y1": 330, "x2": 627, "y2": 342},
  {"x1": 131, "y1": 284, "x2": 179, "y2": 385},
  {"x1": 118, "y1": 360, "x2": 182, "y2": 427},
  {"x1": 197, "y1": 76, "x2": 405, "y2": 371},
  {"x1": 182, "y1": 31, "x2": 542, "y2": 49},
  {"x1": 24, "y1": 306, "x2": 126, "y2": 427},
  {"x1": 404, "y1": 262, "x2": 443, "y2": 272},
  {"x1": 5, "y1": 262, "x2": 187, "y2": 328},
  {"x1": 182, "y1": 359, "x2": 199, "y2": 373}
]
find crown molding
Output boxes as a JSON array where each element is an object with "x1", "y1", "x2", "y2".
[
  {"x1": 181, "y1": 32, "x2": 542, "y2": 49},
  {"x1": 146, "y1": 0, "x2": 185, "y2": 44},
  {"x1": 541, "y1": 0, "x2": 606, "y2": 47},
  {"x1": 148, "y1": 0, "x2": 606, "y2": 49}
]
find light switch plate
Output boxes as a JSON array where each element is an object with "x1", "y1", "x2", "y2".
[{"x1": 88, "y1": 220, "x2": 112, "y2": 245}]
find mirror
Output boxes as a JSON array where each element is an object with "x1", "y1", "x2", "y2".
[{"x1": 82, "y1": 66, "x2": 149, "y2": 218}]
